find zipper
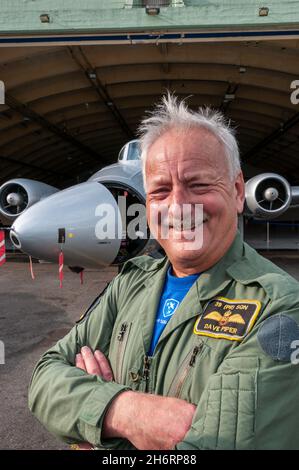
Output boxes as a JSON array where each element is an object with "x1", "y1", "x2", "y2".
[
  {"x1": 189, "y1": 345, "x2": 201, "y2": 367},
  {"x1": 168, "y1": 343, "x2": 203, "y2": 398},
  {"x1": 142, "y1": 355, "x2": 151, "y2": 393},
  {"x1": 115, "y1": 322, "x2": 132, "y2": 384},
  {"x1": 117, "y1": 323, "x2": 127, "y2": 342}
]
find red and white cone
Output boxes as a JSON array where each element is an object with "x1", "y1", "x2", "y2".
[
  {"x1": 59, "y1": 250, "x2": 64, "y2": 288},
  {"x1": 0, "y1": 230, "x2": 6, "y2": 266}
]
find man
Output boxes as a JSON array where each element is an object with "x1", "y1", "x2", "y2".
[{"x1": 29, "y1": 94, "x2": 299, "y2": 450}]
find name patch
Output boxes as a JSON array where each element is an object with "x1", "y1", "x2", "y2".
[{"x1": 194, "y1": 297, "x2": 261, "y2": 341}]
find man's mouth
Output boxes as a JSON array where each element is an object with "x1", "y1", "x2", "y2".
[{"x1": 169, "y1": 215, "x2": 209, "y2": 231}]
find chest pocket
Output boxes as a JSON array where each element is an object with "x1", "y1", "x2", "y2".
[
  {"x1": 167, "y1": 337, "x2": 207, "y2": 400},
  {"x1": 109, "y1": 321, "x2": 132, "y2": 385}
]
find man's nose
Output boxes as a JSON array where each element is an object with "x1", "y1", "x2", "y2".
[
  {"x1": 167, "y1": 185, "x2": 189, "y2": 223},
  {"x1": 170, "y1": 185, "x2": 187, "y2": 206}
]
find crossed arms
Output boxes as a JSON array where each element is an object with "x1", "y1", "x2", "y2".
[{"x1": 75, "y1": 346, "x2": 195, "y2": 450}]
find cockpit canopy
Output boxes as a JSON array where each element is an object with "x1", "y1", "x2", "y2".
[{"x1": 118, "y1": 140, "x2": 141, "y2": 162}]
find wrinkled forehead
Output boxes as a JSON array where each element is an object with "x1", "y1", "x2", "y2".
[{"x1": 145, "y1": 127, "x2": 228, "y2": 179}]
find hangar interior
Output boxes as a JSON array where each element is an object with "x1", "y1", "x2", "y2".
[
  {"x1": 1, "y1": 39, "x2": 299, "y2": 249},
  {"x1": 2, "y1": 1, "x2": 299, "y2": 453}
]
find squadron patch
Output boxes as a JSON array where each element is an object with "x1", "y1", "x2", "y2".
[{"x1": 194, "y1": 296, "x2": 261, "y2": 341}]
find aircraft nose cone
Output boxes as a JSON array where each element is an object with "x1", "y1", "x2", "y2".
[{"x1": 9, "y1": 181, "x2": 122, "y2": 268}]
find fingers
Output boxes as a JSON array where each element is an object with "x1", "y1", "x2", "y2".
[
  {"x1": 80, "y1": 346, "x2": 102, "y2": 376},
  {"x1": 70, "y1": 443, "x2": 94, "y2": 451},
  {"x1": 75, "y1": 353, "x2": 86, "y2": 371},
  {"x1": 94, "y1": 350, "x2": 114, "y2": 381},
  {"x1": 75, "y1": 347, "x2": 113, "y2": 381}
]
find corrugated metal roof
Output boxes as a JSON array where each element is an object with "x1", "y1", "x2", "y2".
[{"x1": 0, "y1": 40, "x2": 299, "y2": 188}]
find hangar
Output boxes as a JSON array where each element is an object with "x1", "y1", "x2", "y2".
[
  {"x1": 1, "y1": 0, "x2": 299, "y2": 249},
  {"x1": 1, "y1": 0, "x2": 299, "y2": 452},
  {"x1": 2, "y1": 39, "x2": 299, "y2": 187}
]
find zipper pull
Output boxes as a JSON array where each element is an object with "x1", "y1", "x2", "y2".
[
  {"x1": 117, "y1": 323, "x2": 127, "y2": 341},
  {"x1": 189, "y1": 344, "x2": 202, "y2": 367},
  {"x1": 143, "y1": 355, "x2": 151, "y2": 383}
]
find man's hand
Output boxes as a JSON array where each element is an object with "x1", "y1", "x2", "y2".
[
  {"x1": 103, "y1": 390, "x2": 196, "y2": 450},
  {"x1": 73, "y1": 346, "x2": 114, "y2": 450},
  {"x1": 76, "y1": 346, "x2": 114, "y2": 381}
]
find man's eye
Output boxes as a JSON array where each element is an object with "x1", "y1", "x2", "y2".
[
  {"x1": 190, "y1": 183, "x2": 209, "y2": 189},
  {"x1": 152, "y1": 188, "x2": 170, "y2": 194}
]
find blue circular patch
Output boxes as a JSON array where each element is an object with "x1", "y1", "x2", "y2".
[{"x1": 257, "y1": 314, "x2": 299, "y2": 362}]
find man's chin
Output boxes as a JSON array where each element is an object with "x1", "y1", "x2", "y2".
[
  {"x1": 170, "y1": 232, "x2": 204, "y2": 249},
  {"x1": 168, "y1": 240, "x2": 205, "y2": 259}
]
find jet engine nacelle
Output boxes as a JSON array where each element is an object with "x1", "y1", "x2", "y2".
[
  {"x1": 8, "y1": 141, "x2": 159, "y2": 268},
  {"x1": 245, "y1": 173, "x2": 292, "y2": 219},
  {"x1": 10, "y1": 182, "x2": 124, "y2": 268},
  {"x1": 0, "y1": 178, "x2": 59, "y2": 223},
  {"x1": 10, "y1": 163, "x2": 155, "y2": 268}
]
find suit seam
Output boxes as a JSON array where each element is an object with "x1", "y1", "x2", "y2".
[{"x1": 215, "y1": 375, "x2": 222, "y2": 449}]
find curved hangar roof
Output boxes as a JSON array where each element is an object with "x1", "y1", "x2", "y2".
[{"x1": 1, "y1": 40, "x2": 299, "y2": 188}]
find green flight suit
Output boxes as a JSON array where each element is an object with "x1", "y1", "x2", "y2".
[{"x1": 28, "y1": 231, "x2": 299, "y2": 449}]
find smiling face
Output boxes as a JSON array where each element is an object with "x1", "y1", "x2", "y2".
[{"x1": 145, "y1": 127, "x2": 245, "y2": 276}]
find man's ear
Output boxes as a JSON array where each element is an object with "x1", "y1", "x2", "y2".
[{"x1": 235, "y1": 171, "x2": 245, "y2": 214}]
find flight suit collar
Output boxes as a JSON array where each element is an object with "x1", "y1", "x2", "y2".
[
  {"x1": 226, "y1": 241, "x2": 278, "y2": 300},
  {"x1": 125, "y1": 254, "x2": 166, "y2": 272},
  {"x1": 140, "y1": 231, "x2": 246, "y2": 354},
  {"x1": 193, "y1": 230, "x2": 245, "y2": 301}
]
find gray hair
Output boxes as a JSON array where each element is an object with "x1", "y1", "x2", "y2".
[{"x1": 138, "y1": 93, "x2": 241, "y2": 191}]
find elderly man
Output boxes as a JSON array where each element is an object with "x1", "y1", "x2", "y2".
[{"x1": 29, "y1": 94, "x2": 299, "y2": 450}]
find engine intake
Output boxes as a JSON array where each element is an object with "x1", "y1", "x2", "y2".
[
  {"x1": 245, "y1": 173, "x2": 291, "y2": 219},
  {"x1": 0, "y1": 179, "x2": 58, "y2": 222}
]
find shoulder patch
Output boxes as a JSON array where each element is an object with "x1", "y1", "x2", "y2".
[
  {"x1": 257, "y1": 313, "x2": 299, "y2": 362},
  {"x1": 194, "y1": 296, "x2": 261, "y2": 341},
  {"x1": 76, "y1": 282, "x2": 111, "y2": 324}
]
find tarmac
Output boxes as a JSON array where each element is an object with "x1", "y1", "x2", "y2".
[
  {"x1": 0, "y1": 252, "x2": 299, "y2": 449},
  {"x1": 0, "y1": 258, "x2": 117, "y2": 449}
]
